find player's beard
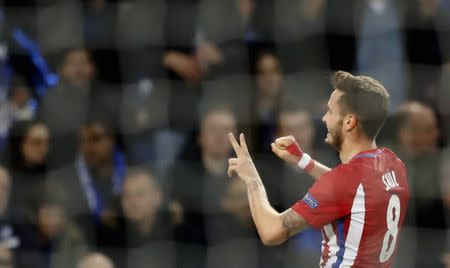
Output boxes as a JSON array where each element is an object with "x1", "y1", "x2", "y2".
[{"x1": 326, "y1": 119, "x2": 344, "y2": 152}]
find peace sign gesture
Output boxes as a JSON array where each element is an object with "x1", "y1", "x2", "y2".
[{"x1": 228, "y1": 133, "x2": 260, "y2": 184}]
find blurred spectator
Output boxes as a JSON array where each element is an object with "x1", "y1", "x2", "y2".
[
  {"x1": 356, "y1": 0, "x2": 407, "y2": 110},
  {"x1": 405, "y1": 0, "x2": 450, "y2": 106},
  {"x1": 4, "y1": 77, "x2": 34, "y2": 121},
  {"x1": 166, "y1": 105, "x2": 237, "y2": 268},
  {"x1": 77, "y1": 252, "x2": 114, "y2": 268},
  {"x1": 39, "y1": 47, "x2": 120, "y2": 168},
  {"x1": 54, "y1": 48, "x2": 95, "y2": 89},
  {"x1": 2, "y1": 120, "x2": 49, "y2": 221},
  {"x1": 196, "y1": 0, "x2": 255, "y2": 78},
  {"x1": 14, "y1": 183, "x2": 88, "y2": 268},
  {"x1": 221, "y1": 179, "x2": 254, "y2": 235},
  {"x1": 47, "y1": 120, "x2": 126, "y2": 249},
  {"x1": 164, "y1": 0, "x2": 201, "y2": 83},
  {"x1": 0, "y1": 77, "x2": 35, "y2": 148},
  {"x1": 250, "y1": 52, "x2": 283, "y2": 153},
  {"x1": 206, "y1": 178, "x2": 262, "y2": 268},
  {"x1": 164, "y1": 0, "x2": 201, "y2": 90},
  {"x1": 391, "y1": 101, "x2": 445, "y2": 268},
  {"x1": 0, "y1": 166, "x2": 19, "y2": 268},
  {"x1": 273, "y1": 0, "x2": 328, "y2": 72},
  {"x1": 394, "y1": 101, "x2": 440, "y2": 157},
  {"x1": 119, "y1": 167, "x2": 175, "y2": 268}
]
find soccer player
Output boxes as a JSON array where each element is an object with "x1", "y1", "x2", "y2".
[{"x1": 227, "y1": 71, "x2": 409, "y2": 267}]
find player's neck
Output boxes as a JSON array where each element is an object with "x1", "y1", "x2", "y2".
[{"x1": 339, "y1": 138, "x2": 377, "y2": 164}]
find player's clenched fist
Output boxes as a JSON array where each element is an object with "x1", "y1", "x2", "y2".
[
  {"x1": 271, "y1": 135, "x2": 315, "y2": 172},
  {"x1": 228, "y1": 133, "x2": 260, "y2": 184}
]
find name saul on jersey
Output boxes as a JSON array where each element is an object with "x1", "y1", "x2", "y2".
[{"x1": 382, "y1": 171, "x2": 399, "y2": 191}]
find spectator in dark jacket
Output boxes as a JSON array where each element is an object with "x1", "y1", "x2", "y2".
[
  {"x1": 14, "y1": 183, "x2": 88, "y2": 268},
  {"x1": 2, "y1": 120, "x2": 49, "y2": 221}
]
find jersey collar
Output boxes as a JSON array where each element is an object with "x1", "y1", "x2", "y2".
[{"x1": 351, "y1": 148, "x2": 382, "y2": 161}]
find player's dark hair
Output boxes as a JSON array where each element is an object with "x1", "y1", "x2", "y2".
[{"x1": 330, "y1": 71, "x2": 390, "y2": 140}]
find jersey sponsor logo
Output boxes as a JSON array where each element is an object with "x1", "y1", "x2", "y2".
[{"x1": 303, "y1": 192, "x2": 319, "y2": 209}]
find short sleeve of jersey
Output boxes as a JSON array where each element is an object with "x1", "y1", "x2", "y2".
[{"x1": 291, "y1": 165, "x2": 357, "y2": 229}]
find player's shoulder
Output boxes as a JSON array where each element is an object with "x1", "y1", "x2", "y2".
[
  {"x1": 320, "y1": 162, "x2": 360, "y2": 184},
  {"x1": 379, "y1": 147, "x2": 406, "y2": 168}
]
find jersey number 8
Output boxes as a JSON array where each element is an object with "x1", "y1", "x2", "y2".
[{"x1": 379, "y1": 194, "x2": 400, "y2": 263}]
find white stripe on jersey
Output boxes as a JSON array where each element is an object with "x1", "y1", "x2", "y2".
[
  {"x1": 341, "y1": 183, "x2": 366, "y2": 266},
  {"x1": 320, "y1": 241, "x2": 325, "y2": 267},
  {"x1": 323, "y1": 224, "x2": 339, "y2": 268}
]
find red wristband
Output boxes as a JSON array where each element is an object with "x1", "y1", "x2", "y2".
[{"x1": 286, "y1": 143, "x2": 302, "y2": 158}]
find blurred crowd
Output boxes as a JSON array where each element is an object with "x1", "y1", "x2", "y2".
[{"x1": 0, "y1": 0, "x2": 449, "y2": 267}]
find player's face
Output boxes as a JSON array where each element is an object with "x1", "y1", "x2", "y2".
[{"x1": 322, "y1": 90, "x2": 344, "y2": 151}]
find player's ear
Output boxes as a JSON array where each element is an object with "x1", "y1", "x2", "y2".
[{"x1": 344, "y1": 114, "x2": 358, "y2": 131}]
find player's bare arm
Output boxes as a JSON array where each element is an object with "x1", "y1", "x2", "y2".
[
  {"x1": 228, "y1": 133, "x2": 309, "y2": 246},
  {"x1": 280, "y1": 208, "x2": 309, "y2": 241},
  {"x1": 271, "y1": 135, "x2": 331, "y2": 180}
]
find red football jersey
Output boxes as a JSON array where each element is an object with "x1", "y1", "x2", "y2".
[{"x1": 292, "y1": 148, "x2": 409, "y2": 268}]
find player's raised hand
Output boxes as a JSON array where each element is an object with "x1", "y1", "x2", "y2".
[
  {"x1": 228, "y1": 133, "x2": 260, "y2": 184},
  {"x1": 271, "y1": 135, "x2": 315, "y2": 172},
  {"x1": 271, "y1": 135, "x2": 303, "y2": 165}
]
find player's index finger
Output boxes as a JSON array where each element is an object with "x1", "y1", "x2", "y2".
[{"x1": 228, "y1": 133, "x2": 241, "y2": 155}]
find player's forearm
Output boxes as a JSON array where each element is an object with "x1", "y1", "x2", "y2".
[
  {"x1": 304, "y1": 160, "x2": 332, "y2": 181},
  {"x1": 245, "y1": 177, "x2": 284, "y2": 245}
]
